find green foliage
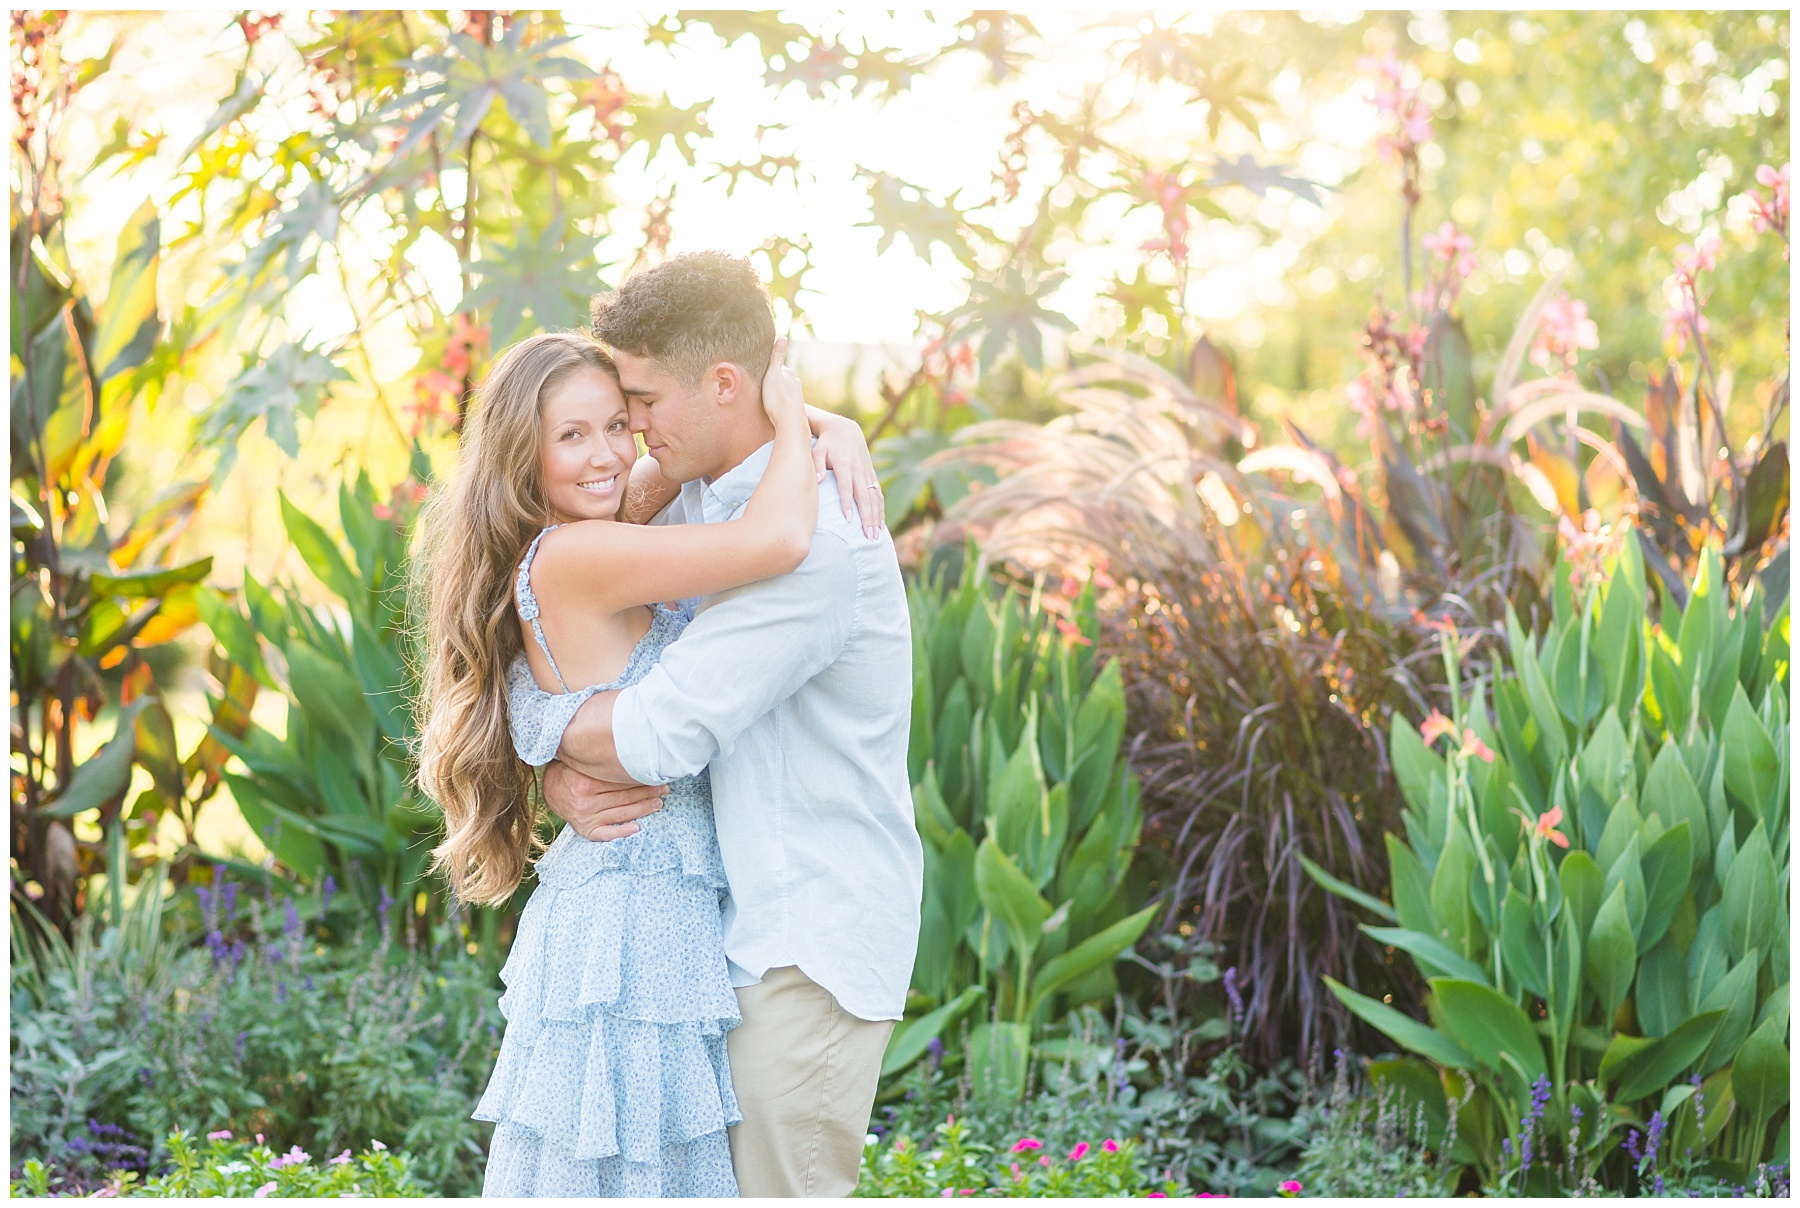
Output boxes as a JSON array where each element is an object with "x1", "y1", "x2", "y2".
[
  {"x1": 1312, "y1": 532, "x2": 1790, "y2": 1189},
  {"x1": 21, "y1": 1127, "x2": 425, "y2": 1198},
  {"x1": 10, "y1": 123, "x2": 240, "y2": 925},
  {"x1": 1291, "y1": 1056, "x2": 1467, "y2": 1197},
  {"x1": 856, "y1": 1119, "x2": 1173, "y2": 1198},
  {"x1": 9, "y1": 871, "x2": 502, "y2": 1197},
  {"x1": 899, "y1": 556, "x2": 1152, "y2": 1096},
  {"x1": 202, "y1": 467, "x2": 474, "y2": 935},
  {"x1": 869, "y1": 1000, "x2": 1311, "y2": 1197}
]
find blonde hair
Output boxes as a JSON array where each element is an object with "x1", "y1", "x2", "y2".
[{"x1": 412, "y1": 332, "x2": 619, "y2": 904}]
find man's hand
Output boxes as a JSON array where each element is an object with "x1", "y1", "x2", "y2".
[{"x1": 541, "y1": 760, "x2": 667, "y2": 841}]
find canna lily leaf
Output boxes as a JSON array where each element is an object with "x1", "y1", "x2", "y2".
[
  {"x1": 881, "y1": 985, "x2": 986, "y2": 1077},
  {"x1": 1722, "y1": 683, "x2": 1780, "y2": 817},
  {"x1": 1300, "y1": 853, "x2": 1397, "y2": 922},
  {"x1": 1612, "y1": 1009, "x2": 1726, "y2": 1103},
  {"x1": 1324, "y1": 977, "x2": 1474, "y2": 1069},
  {"x1": 1430, "y1": 978, "x2": 1547, "y2": 1085},
  {"x1": 1363, "y1": 925, "x2": 1486, "y2": 984}
]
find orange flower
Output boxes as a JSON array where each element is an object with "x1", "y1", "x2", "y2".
[
  {"x1": 1420, "y1": 710, "x2": 1456, "y2": 746},
  {"x1": 1532, "y1": 805, "x2": 1570, "y2": 848},
  {"x1": 1459, "y1": 729, "x2": 1496, "y2": 763}
]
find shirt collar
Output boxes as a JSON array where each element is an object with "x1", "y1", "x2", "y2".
[{"x1": 702, "y1": 440, "x2": 775, "y2": 516}]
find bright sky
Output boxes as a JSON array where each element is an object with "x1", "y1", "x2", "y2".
[{"x1": 57, "y1": 11, "x2": 1382, "y2": 354}]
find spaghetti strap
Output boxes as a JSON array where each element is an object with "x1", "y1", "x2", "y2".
[{"x1": 515, "y1": 528, "x2": 570, "y2": 693}]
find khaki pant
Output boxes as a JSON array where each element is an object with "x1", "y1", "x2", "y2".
[{"x1": 727, "y1": 966, "x2": 894, "y2": 1197}]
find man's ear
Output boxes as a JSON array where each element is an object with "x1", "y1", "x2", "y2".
[{"x1": 707, "y1": 361, "x2": 749, "y2": 407}]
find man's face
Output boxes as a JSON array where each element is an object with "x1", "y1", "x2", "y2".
[{"x1": 612, "y1": 351, "x2": 725, "y2": 485}]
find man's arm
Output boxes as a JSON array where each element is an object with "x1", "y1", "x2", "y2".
[{"x1": 556, "y1": 531, "x2": 858, "y2": 785}]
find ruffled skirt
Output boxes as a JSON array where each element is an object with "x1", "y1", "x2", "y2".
[{"x1": 474, "y1": 825, "x2": 741, "y2": 1198}]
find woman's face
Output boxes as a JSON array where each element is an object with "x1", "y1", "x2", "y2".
[{"x1": 539, "y1": 368, "x2": 637, "y2": 525}]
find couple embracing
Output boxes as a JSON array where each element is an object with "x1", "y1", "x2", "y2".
[{"x1": 413, "y1": 252, "x2": 924, "y2": 1198}]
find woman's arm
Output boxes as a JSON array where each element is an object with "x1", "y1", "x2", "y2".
[{"x1": 533, "y1": 339, "x2": 819, "y2": 610}]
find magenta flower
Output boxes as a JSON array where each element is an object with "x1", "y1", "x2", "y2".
[
  {"x1": 1102, "y1": 1139, "x2": 1121, "y2": 1154},
  {"x1": 1280, "y1": 1178, "x2": 1304, "y2": 1195},
  {"x1": 1148, "y1": 1194, "x2": 1168, "y2": 1199},
  {"x1": 1069, "y1": 1142, "x2": 1091, "y2": 1162},
  {"x1": 1011, "y1": 1137, "x2": 1044, "y2": 1153},
  {"x1": 1421, "y1": 222, "x2": 1472, "y2": 263}
]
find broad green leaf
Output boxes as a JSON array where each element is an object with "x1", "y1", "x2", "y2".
[
  {"x1": 1638, "y1": 821, "x2": 1692, "y2": 953},
  {"x1": 284, "y1": 642, "x2": 375, "y2": 748},
  {"x1": 41, "y1": 701, "x2": 149, "y2": 818},
  {"x1": 226, "y1": 773, "x2": 327, "y2": 880},
  {"x1": 1634, "y1": 935, "x2": 1689, "y2": 1038},
  {"x1": 1586, "y1": 883, "x2": 1636, "y2": 1023},
  {"x1": 1553, "y1": 618, "x2": 1607, "y2": 727},
  {"x1": 1560, "y1": 849, "x2": 1604, "y2": 946},
  {"x1": 89, "y1": 556, "x2": 213, "y2": 600},
  {"x1": 1688, "y1": 906, "x2": 1730, "y2": 1006},
  {"x1": 1722, "y1": 683, "x2": 1780, "y2": 816},
  {"x1": 1697, "y1": 950, "x2": 1760, "y2": 1077},
  {"x1": 1498, "y1": 888, "x2": 1548, "y2": 998},
  {"x1": 1323, "y1": 977, "x2": 1474, "y2": 1069},
  {"x1": 1391, "y1": 714, "x2": 1444, "y2": 814},
  {"x1": 1507, "y1": 605, "x2": 1567, "y2": 768},
  {"x1": 1595, "y1": 569, "x2": 1645, "y2": 713},
  {"x1": 1031, "y1": 904, "x2": 1157, "y2": 1007},
  {"x1": 1300, "y1": 853, "x2": 1397, "y2": 922},
  {"x1": 1430, "y1": 978, "x2": 1547, "y2": 1083},
  {"x1": 1729, "y1": 1013, "x2": 1789, "y2": 1143},
  {"x1": 1578, "y1": 709, "x2": 1631, "y2": 807},
  {"x1": 1364, "y1": 925, "x2": 1487, "y2": 984},
  {"x1": 973, "y1": 837, "x2": 1051, "y2": 965},
  {"x1": 278, "y1": 492, "x2": 360, "y2": 605},
  {"x1": 881, "y1": 985, "x2": 985, "y2": 1077},
  {"x1": 1387, "y1": 834, "x2": 1435, "y2": 935},
  {"x1": 89, "y1": 199, "x2": 161, "y2": 383},
  {"x1": 1721, "y1": 822, "x2": 1778, "y2": 963},
  {"x1": 968, "y1": 1020, "x2": 1031, "y2": 1101},
  {"x1": 1612, "y1": 1010, "x2": 1726, "y2": 1102},
  {"x1": 1642, "y1": 742, "x2": 1709, "y2": 876},
  {"x1": 1431, "y1": 821, "x2": 1481, "y2": 958}
]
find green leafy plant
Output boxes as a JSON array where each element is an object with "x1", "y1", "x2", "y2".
[
  {"x1": 59, "y1": 1127, "x2": 424, "y2": 1198},
  {"x1": 199, "y1": 466, "x2": 459, "y2": 935},
  {"x1": 10, "y1": 867, "x2": 502, "y2": 1197},
  {"x1": 855, "y1": 1118, "x2": 1178, "y2": 1198},
  {"x1": 1313, "y1": 532, "x2": 1789, "y2": 1190},
  {"x1": 10, "y1": 23, "x2": 232, "y2": 928},
  {"x1": 896, "y1": 556, "x2": 1155, "y2": 1098}
]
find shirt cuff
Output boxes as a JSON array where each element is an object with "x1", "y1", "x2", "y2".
[{"x1": 610, "y1": 685, "x2": 668, "y2": 786}]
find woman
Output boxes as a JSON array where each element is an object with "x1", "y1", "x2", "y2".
[{"x1": 412, "y1": 331, "x2": 875, "y2": 1197}]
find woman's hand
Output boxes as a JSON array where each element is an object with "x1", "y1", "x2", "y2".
[
  {"x1": 759, "y1": 337, "x2": 808, "y2": 434},
  {"x1": 808, "y1": 409, "x2": 885, "y2": 539}
]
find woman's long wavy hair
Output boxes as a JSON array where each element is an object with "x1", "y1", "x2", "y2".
[{"x1": 412, "y1": 332, "x2": 620, "y2": 905}]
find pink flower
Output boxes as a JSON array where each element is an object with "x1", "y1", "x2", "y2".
[
  {"x1": 1039, "y1": 1155, "x2": 1053, "y2": 1167},
  {"x1": 1102, "y1": 1139, "x2": 1121, "y2": 1154},
  {"x1": 270, "y1": 1146, "x2": 310, "y2": 1170},
  {"x1": 1011, "y1": 1137, "x2": 1044, "y2": 1153},
  {"x1": 328, "y1": 1149, "x2": 352, "y2": 1166},
  {"x1": 1148, "y1": 1194, "x2": 1169, "y2": 1199},
  {"x1": 255, "y1": 1134, "x2": 265, "y2": 1145},
  {"x1": 1531, "y1": 805, "x2": 1571, "y2": 849},
  {"x1": 1069, "y1": 1142, "x2": 1091, "y2": 1162},
  {"x1": 1419, "y1": 711, "x2": 1457, "y2": 747},
  {"x1": 1530, "y1": 293, "x2": 1599, "y2": 373},
  {"x1": 1673, "y1": 232, "x2": 1721, "y2": 281},
  {"x1": 369, "y1": 1140, "x2": 387, "y2": 1152},
  {"x1": 1459, "y1": 730, "x2": 1497, "y2": 764},
  {"x1": 207, "y1": 1130, "x2": 232, "y2": 1141},
  {"x1": 1662, "y1": 292, "x2": 1709, "y2": 354},
  {"x1": 1280, "y1": 1178, "x2": 1304, "y2": 1194},
  {"x1": 940, "y1": 1191, "x2": 955, "y2": 1199},
  {"x1": 253, "y1": 1183, "x2": 277, "y2": 1199},
  {"x1": 1421, "y1": 222, "x2": 1473, "y2": 263},
  {"x1": 1010, "y1": 1162, "x2": 1023, "y2": 1180}
]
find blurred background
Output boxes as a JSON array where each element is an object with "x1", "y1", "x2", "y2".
[{"x1": 11, "y1": 9, "x2": 1791, "y2": 1199}]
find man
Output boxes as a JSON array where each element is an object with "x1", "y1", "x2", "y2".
[{"x1": 540, "y1": 251, "x2": 923, "y2": 1198}]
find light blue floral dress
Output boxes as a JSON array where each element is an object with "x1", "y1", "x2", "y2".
[{"x1": 474, "y1": 529, "x2": 741, "y2": 1198}]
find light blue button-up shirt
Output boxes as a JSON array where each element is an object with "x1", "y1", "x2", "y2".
[{"x1": 611, "y1": 442, "x2": 923, "y2": 1022}]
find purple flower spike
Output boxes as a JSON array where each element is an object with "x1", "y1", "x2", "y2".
[
  {"x1": 320, "y1": 875, "x2": 337, "y2": 919},
  {"x1": 221, "y1": 880, "x2": 239, "y2": 920},
  {"x1": 283, "y1": 897, "x2": 302, "y2": 945}
]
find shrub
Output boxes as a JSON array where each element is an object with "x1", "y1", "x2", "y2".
[
  {"x1": 872, "y1": 996, "x2": 1312, "y2": 1197},
  {"x1": 11, "y1": 1128, "x2": 425, "y2": 1198},
  {"x1": 897, "y1": 557, "x2": 1155, "y2": 1098},
  {"x1": 10, "y1": 871, "x2": 503, "y2": 1197},
  {"x1": 1314, "y1": 535, "x2": 1790, "y2": 1191}
]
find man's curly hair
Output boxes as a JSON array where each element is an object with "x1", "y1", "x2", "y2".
[{"x1": 589, "y1": 251, "x2": 776, "y2": 385}]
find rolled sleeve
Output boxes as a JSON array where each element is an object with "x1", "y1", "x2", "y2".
[{"x1": 610, "y1": 532, "x2": 859, "y2": 784}]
